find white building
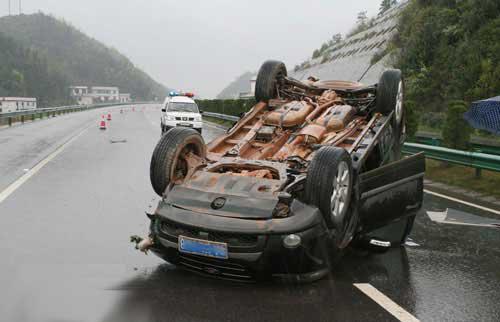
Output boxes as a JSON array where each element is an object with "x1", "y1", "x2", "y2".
[
  {"x1": 70, "y1": 86, "x2": 122, "y2": 105},
  {"x1": 0, "y1": 97, "x2": 37, "y2": 113},
  {"x1": 119, "y1": 93, "x2": 131, "y2": 103}
]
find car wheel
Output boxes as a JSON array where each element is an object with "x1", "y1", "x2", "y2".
[
  {"x1": 376, "y1": 69, "x2": 405, "y2": 160},
  {"x1": 150, "y1": 127, "x2": 206, "y2": 196},
  {"x1": 255, "y1": 60, "x2": 287, "y2": 102},
  {"x1": 161, "y1": 125, "x2": 171, "y2": 135},
  {"x1": 305, "y1": 147, "x2": 354, "y2": 236}
]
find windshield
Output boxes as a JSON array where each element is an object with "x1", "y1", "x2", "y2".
[{"x1": 167, "y1": 102, "x2": 199, "y2": 113}]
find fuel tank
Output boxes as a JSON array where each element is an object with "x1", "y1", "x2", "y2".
[{"x1": 264, "y1": 101, "x2": 314, "y2": 128}]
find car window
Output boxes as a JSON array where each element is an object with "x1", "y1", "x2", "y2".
[{"x1": 167, "y1": 102, "x2": 199, "y2": 113}]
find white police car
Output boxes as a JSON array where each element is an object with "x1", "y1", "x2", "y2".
[{"x1": 161, "y1": 92, "x2": 203, "y2": 134}]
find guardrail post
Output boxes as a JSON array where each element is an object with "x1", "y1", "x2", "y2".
[
  {"x1": 475, "y1": 168, "x2": 482, "y2": 179},
  {"x1": 32, "y1": 114, "x2": 35, "y2": 121},
  {"x1": 21, "y1": 115, "x2": 25, "y2": 123},
  {"x1": 8, "y1": 117, "x2": 12, "y2": 127}
]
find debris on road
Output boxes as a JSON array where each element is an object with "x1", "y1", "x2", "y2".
[
  {"x1": 427, "y1": 208, "x2": 500, "y2": 228},
  {"x1": 130, "y1": 235, "x2": 153, "y2": 254}
]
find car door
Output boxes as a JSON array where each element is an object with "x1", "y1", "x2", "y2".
[{"x1": 356, "y1": 153, "x2": 425, "y2": 234}]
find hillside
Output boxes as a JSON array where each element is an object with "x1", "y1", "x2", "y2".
[
  {"x1": 0, "y1": 13, "x2": 169, "y2": 106},
  {"x1": 0, "y1": 31, "x2": 69, "y2": 106},
  {"x1": 215, "y1": 3, "x2": 405, "y2": 99},
  {"x1": 216, "y1": 71, "x2": 256, "y2": 99},
  {"x1": 393, "y1": 0, "x2": 500, "y2": 113}
]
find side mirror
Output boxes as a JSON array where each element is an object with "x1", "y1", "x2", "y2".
[
  {"x1": 161, "y1": 108, "x2": 166, "y2": 112},
  {"x1": 199, "y1": 110, "x2": 204, "y2": 114}
]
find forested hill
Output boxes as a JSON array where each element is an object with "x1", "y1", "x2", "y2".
[
  {"x1": 0, "y1": 13, "x2": 169, "y2": 106},
  {"x1": 393, "y1": 0, "x2": 500, "y2": 113},
  {"x1": 0, "y1": 31, "x2": 69, "y2": 106}
]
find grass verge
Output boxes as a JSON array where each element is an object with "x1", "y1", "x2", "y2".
[{"x1": 425, "y1": 159, "x2": 500, "y2": 199}]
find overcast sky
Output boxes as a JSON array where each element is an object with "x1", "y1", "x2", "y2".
[{"x1": 1, "y1": 0, "x2": 380, "y2": 98}]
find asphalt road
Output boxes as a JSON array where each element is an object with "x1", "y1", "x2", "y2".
[{"x1": 0, "y1": 105, "x2": 499, "y2": 322}]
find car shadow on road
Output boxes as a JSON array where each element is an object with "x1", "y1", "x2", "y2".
[{"x1": 100, "y1": 248, "x2": 416, "y2": 322}]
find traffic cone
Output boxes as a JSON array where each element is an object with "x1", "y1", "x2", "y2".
[
  {"x1": 107, "y1": 113, "x2": 112, "y2": 121},
  {"x1": 99, "y1": 120, "x2": 107, "y2": 130}
]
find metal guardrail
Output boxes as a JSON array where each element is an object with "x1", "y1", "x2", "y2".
[
  {"x1": 413, "y1": 132, "x2": 500, "y2": 156},
  {"x1": 0, "y1": 102, "x2": 154, "y2": 127},
  {"x1": 402, "y1": 143, "x2": 500, "y2": 173},
  {"x1": 202, "y1": 111, "x2": 500, "y2": 174},
  {"x1": 202, "y1": 111, "x2": 240, "y2": 122}
]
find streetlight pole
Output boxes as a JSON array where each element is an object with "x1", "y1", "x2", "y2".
[
  {"x1": 18, "y1": 0, "x2": 21, "y2": 14},
  {"x1": 8, "y1": 0, "x2": 11, "y2": 15}
]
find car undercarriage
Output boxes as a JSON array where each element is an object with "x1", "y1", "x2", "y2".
[{"x1": 133, "y1": 60, "x2": 425, "y2": 282}]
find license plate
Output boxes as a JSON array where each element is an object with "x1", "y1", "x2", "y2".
[
  {"x1": 178, "y1": 123, "x2": 193, "y2": 127},
  {"x1": 178, "y1": 235, "x2": 228, "y2": 259}
]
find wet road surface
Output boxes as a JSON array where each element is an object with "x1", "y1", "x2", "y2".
[{"x1": 0, "y1": 105, "x2": 499, "y2": 322}]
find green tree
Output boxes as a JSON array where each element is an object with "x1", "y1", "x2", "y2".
[
  {"x1": 379, "y1": 0, "x2": 397, "y2": 15},
  {"x1": 404, "y1": 100, "x2": 418, "y2": 139},
  {"x1": 442, "y1": 100, "x2": 471, "y2": 150}
]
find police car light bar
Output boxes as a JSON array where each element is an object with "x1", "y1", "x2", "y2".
[{"x1": 169, "y1": 91, "x2": 195, "y2": 98}]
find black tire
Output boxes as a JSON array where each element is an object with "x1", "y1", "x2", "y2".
[
  {"x1": 161, "y1": 125, "x2": 172, "y2": 135},
  {"x1": 305, "y1": 147, "x2": 354, "y2": 234},
  {"x1": 150, "y1": 127, "x2": 206, "y2": 196},
  {"x1": 255, "y1": 60, "x2": 287, "y2": 102},
  {"x1": 375, "y1": 69, "x2": 403, "y2": 117},
  {"x1": 376, "y1": 69, "x2": 405, "y2": 161}
]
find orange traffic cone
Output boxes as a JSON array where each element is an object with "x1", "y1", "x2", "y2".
[
  {"x1": 107, "y1": 113, "x2": 112, "y2": 121},
  {"x1": 99, "y1": 120, "x2": 107, "y2": 130}
]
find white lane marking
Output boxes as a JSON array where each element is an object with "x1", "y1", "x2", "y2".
[
  {"x1": 354, "y1": 283, "x2": 420, "y2": 322},
  {"x1": 0, "y1": 125, "x2": 90, "y2": 204},
  {"x1": 424, "y1": 189, "x2": 500, "y2": 215}
]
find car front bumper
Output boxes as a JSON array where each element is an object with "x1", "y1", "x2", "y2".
[
  {"x1": 148, "y1": 200, "x2": 332, "y2": 282},
  {"x1": 163, "y1": 120, "x2": 203, "y2": 129}
]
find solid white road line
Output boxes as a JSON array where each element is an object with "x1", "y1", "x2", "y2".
[
  {"x1": 0, "y1": 125, "x2": 90, "y2": 204},
  {"x1": 424, "y1": 189, "x2": 500, "y2": 216},
  {"x1": 354, "y1": 283, "x2": 420, "y2": 322}
]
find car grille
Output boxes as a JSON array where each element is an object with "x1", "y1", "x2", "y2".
[
  {"x1": 175, "y1": 117, "x2": 194, "y2": 121},
  {"x1": 178, "y1": 253, "x2": 254, "y2": 281},
  {"x1": 160, "y1": 219, "x2": 259, "y2": 247}
]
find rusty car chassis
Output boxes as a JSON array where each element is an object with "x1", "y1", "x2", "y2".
[{"x1": 134, "y1": 60, "x2": 425, "y2": 282}]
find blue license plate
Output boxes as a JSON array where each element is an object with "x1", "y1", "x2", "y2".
[{"x1": 178, "y1": 236, "x2": 228, "y2": 259}]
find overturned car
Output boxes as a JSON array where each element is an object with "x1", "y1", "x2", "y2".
[{"x1": 135, "y1": 60, "x2": 425, "y2": 282}]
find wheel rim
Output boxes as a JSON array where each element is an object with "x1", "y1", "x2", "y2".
[
  {"x1": 395, "y1": 81, "x2": 404, "y2": 125},
  {"x1": 330, "y1": 161, "x2": 350, "y2": 223}
]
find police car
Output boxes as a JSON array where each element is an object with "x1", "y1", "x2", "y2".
[{"x1": 161, "y1": 92, "x2": 203, "y2": 134}]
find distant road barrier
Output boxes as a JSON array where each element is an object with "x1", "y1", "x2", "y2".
[
  {"x1": 0, "y1": 102, "x2": 155, "y2": 127},
  {"x1": 203, "y1": 111, "x2": 240, "y2": 122},
  {"x1": 202, "y1": 112, "x2": 500, "y2": 175}
]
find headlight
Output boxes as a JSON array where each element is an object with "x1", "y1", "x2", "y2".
[
  {"x1": 195, "y1": 116, "x2": 202, "y2": 122},
  {"x1": 165, "y1": 115, "x2": 175, "y2": 121},
  {"x1": 283, "y1": 234, "x2": 301, "y2": 249}
]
